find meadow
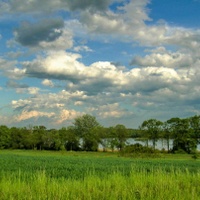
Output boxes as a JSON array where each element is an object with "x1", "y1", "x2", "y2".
[{"x1": 0, "y1": 150, "x2": 199, "y2": 199}]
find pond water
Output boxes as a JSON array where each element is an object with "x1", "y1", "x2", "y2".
[
  {"x1": 99, "y1": 138, "x2": 200, "y2": 151},
  {"x1": 127, "y1": 138, "x2": 200, "y2": 151}
]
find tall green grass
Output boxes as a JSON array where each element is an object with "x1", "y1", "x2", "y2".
[
  {"x1": 0, "y1": 150, "x2": 199, "y2": 199},
  {"x1": 0, "y1": 167, "x2": 199, "y2": 200}
]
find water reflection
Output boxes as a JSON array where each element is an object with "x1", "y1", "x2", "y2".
[
  {"x1": 99, "y1": 138, "x2": 200, "y2": 151},
  {"x1": 126, "y1": 138, "x2": 200, "y2": 151}
]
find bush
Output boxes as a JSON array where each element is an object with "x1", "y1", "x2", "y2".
[
  {"x1": 122, "y1": 143, "x2": 155, "y2": 154},
  {"x1": 173, "y1": 149, "x2": 187, "y2": 154}
]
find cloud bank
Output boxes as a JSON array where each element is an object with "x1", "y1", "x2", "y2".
[{"x1": 0, "y1": 0, "x2": 200, "y2": 128}]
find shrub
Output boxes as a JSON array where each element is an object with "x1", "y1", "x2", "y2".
[{"x1": 122, "y1": 143, "x2": 155, "y2": 154}]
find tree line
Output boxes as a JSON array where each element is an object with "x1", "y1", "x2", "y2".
[{"x1": 0, "y1": 114, "x2": 199, "y2": 154}]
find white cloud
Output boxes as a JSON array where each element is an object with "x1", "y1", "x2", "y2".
[
  {"x1": 0, "y1": 58, "x2": 17, "y2": 70},
  {"x1": 14, "y1": 87, "x2": 40, "y2": 95},
  {"x1": 131, "y1": 50, "x2": 194, "y2": 68},
  {"x1": 42, "y1": 79, "x2": 54, "y2": 87},
  {"x1": 1, "y1": 0, "x2": 200, "y2": 128},
  {"x1": 56, "y1": 109, "x2": 82, "y2": 124},
  {"x1": 6, "y1": 68, "x2": 26, "y2": 79},
  {"x1": 24, "y1": 51, "x2": 86, "y2": 81},
  {"x1": 14, "y1": 110, "x2": 55, "y2": 122},
  {"x1": 20, "y1": 49, "x2": 197, "y2": 98},
  {"x1": 38, "y1": 28, "x2": 73, "y2": 50},
  {"x1": 97, "y1": 103, "x2": 128, "y2": 118},
  {"x1": 5, "y1": 0, "x2": 111, "y2": 14},
  {"x1": 73, "y1": 45, "x2": 92, "y2": 52}
]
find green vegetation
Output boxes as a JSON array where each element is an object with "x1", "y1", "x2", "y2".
[
  {"x1": 0, "y1": 114, "x2": 200, "y2": 154},
  {"x1": 0, "y1": 150, "x2": 199, "y2": 200}
]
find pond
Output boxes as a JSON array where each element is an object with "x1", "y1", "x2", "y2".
[
  {"x1": 99, "y1": 138, "x2": 200, "y2": 151},
  {"x1": 127, "y1": 138, "x2": 200, "y2": 151}
]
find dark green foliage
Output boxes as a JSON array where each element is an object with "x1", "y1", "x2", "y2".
[
  {"x1": 59, "y1": 127, "x2": 80, "y2": 151},
  {"x1": 0, "y1": 125, "x2": 11, "y2": 149},
  {"x1": 189, "y1": 115, "x2": 200, "y2": 145},
  {"x1": 73, "y1": 114, "x2": 101, "y2": 151},
  {"x1": 140, "y1": 119, "x2": 163, "y2": 149},
  {"x1": 191, "y1": 153, "x2": 198, "y2": 160},
  {"x1": 123, "y1": 143, "x2": 155, "y2": 154},
  {"x1": 113, "y1": 124, "x2": 128, "y2": 151},
  {"x1": 167, "y1": 118, "x2": 198, "y2": 154},
  {"x1": 0, "y1": 114, "x2": 199, "y2": 154}
]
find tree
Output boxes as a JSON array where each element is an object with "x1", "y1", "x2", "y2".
[
  {"x1": 32, "y1": 126, "x2": 47, "y2": 150},
  {"x1": 0, "y1": 125, "x2": 11, "y2": 149},
  {"x1": 98, "y1": 127, "x2": 110, "y2": 152},
  {"x1": 45, "y1": 129, "x2": 62, "y2": 150},
  {"x1": 162, "y1": 121, "x2": 173, "y2": 152},
  {"x1": 167, "y1": 117, "x2": 196, "y2": 153},
  {"x1": 10, "y1": 127, "x2": 27, "y2": 149},
  {"x1": 73, "y1": 114, "x2": 101, "y2": 151},
  {"x1": 59, "y1": 126, "x2": 80, "y2": 151},
  {"x1": 113, "y1": 124, "x2": 128, "y2": 151},
  {"x1": 141, "y1": 119, "x2": 163, "y2": 150},
  {"x1": 189, "y1": 115, "x2": 200, "y2": 145}
]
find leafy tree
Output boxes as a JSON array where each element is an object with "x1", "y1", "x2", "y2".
[
  {"x1": 73, "y1": 114, "x2": 101, "y2": 151},
  {"x1": 141, "y1": 119, "x2": 163, "y2": 150},
  {"x1": 0, "y1": 125, "x2": 11, "y2": 149},
  {"x1": 108, "y1": 138, "x2": 119, "y2": 152},
  {"x1": 189, "y1": 115, "x2": 200, "y2": 145},
  {"x1": 44, "y1": 129, "x2": 62, "y2": 150},
  {"x1": 162, "y1": 121, "x2": 173, "y2": 152},
  {"x1": 167, "y1": 118, "x2": 196, "y2": 153},
  {"x1": 105, "y1": 127, "x2": 118, "y2": 152},
  {"x1": 59, "y1": 126, "x2": 80, "y2": 151},
  {"x1": 10, "y1": 127, "x2": 26, "y2": 149},
  {"x1": 98, "y1": 127, "x2": 110, "y2": 152},
  {"x1": 20, "y1": 127, "x2": 34, "y2": 149},
  {"x1": 113, "y1": 124, "x2": 128, "y2": 151},
  {"x1": 58, "y1": 127, "x2": 68, "y2": 150},
  {"x1": 32, "y1": 126, "x2": 47, "y2": 150}
]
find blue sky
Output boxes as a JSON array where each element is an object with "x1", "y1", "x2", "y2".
[{"x1": 0, "y1": 0, "x2": 200, "y2": 129}]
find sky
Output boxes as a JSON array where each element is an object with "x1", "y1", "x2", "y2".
[{"x1": 0, "y1": 0, "x2": 200, "y2": 129}]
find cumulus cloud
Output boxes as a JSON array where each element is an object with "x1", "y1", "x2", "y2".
[
  {"x1": 15, "y1": 18, "x2": 64, "y2": 47},
  {"x1": 0, "y1": 58, "x2": 25, "y2": 80},
  {"x1": 24, "y1": 51, "x2": 85, "y2": 82},
  {"x1": 0, "y1": 58, "x2": 17, "y2": 70},
  {"x1": 21, "y1": 49, "x2": 196, "y2": 97},
  {"x1": 73, "y1": 45, "x2": 92, "y2": 52},
  {"x1": 11, "y1": 90, "x2": 87, "y2": 113},
  {"x1": 22, "y1": 52, "x2": 127, "y2": 94},
  {"x1": 130, "y1": 50, "x2": 194, "y2": 68},
  {"x1": 78, "y1": 0, "x2": 200, "y2": 50},
  {"x1": 5, "y1": 68, "x2": 26, "y2": 79},
  {"x1": 10, "y1": 90, "x2": 85, "y2": 125},
  {"x1": 12, "y1": 99, "x2": 32, "y2": 111},
  {"x1": 4, "y1": 0, "x2": 111, "y2": 14},
  {"x1": 2, "y1": 0, "x2": 200, "y2": 128},
  {"x1": 56, "y1": 109, "x2": 82, "y2": 124},
  {"x1": 97, "y1": 103, "x2": 129, "y2": 118},
  {"x1": 14, "y1": 110, "x2": 55, "y2": 122},
  {"x1": 42, "y1": 79, "x2": 54, "y2": 87},
  {"x1": 6, "y1": 80, "x2": 28, "y2": 88}
]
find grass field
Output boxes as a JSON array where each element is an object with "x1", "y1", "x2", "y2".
[{"x1": 0, "y1": 150, "x2": 199, "y2": 199}]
